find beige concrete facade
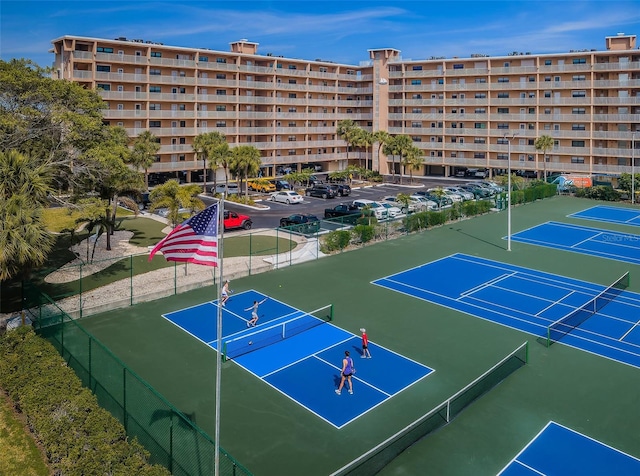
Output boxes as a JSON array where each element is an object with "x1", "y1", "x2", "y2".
[{"x1": 51, "y1": 34, "x2": 640, "y2": 181}]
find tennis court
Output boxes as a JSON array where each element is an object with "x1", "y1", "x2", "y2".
[
  {"x1": 373, "y1": 253, "x2": 640, "y2": 369},
  {"x1": 509, "y1": 221, "x2": 640, "y2": 265},
  {"x1": 163, "y1": 290, "x2": 434, "y2": 428},
  {"x1": 569, "y1": 204, "x2": 640, "y2": 227},
  {"x1": 499, "y1": 421, "x2": 640, "y2": 475}
]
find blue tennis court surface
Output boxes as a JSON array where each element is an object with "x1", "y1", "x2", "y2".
[
  {"x1": 509, "y1": 221, "x2": 640, "y2": 265},
  {"x1": 499, "y1": 421, "x2": 640, "y2": 475},
  {"x1": 163, "y1": 290, "x2": 433, "y2": 428},
  {"x1": 569, "y1": 204, "x2": 640, "y2": 227},
  {"x1": 372, "y1": 254, "x2": 640, "y2": 370}
]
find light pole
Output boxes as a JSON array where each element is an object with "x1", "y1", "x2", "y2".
[
  {"x1": 632, "y1": 132, "x2": 636, "y2": 205},
  {"x1": 504, "y1": 133, "x2": 518, "y2": 251}
]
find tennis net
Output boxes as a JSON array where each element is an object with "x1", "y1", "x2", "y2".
[
  {"x1": 222, "y1": 304, "x2": 333, "y2": 360},
  {"x1": 546, "y1": 272, "x2": 629, "y2": 347}
]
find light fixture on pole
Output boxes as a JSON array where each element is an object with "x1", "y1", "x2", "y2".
[
  {"x1": 632, "y1": 131, "x2": 636, "y2": 205},
  {"x1": 504, "y1": 133, "x2": 518, "y2": 251}
]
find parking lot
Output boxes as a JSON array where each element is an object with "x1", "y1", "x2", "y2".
[{"x1": 205, "y1": 178, "x2": 480, "y2": 230}]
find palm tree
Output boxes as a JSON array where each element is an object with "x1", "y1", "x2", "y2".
[
  {"x1": 352, "y1": 128, "x2": 373, "y2": 169},
  {"x1": 373, "y1": 130, "x2": 391, "y2": 173},
  {"x1": 212, "y1": 142, "x2": 233, "y2": 192},
  {"x1": 391, "y1": 135, "x2": 413, "y2": 185},
  {"x1": 149, "y1": 180, "x2": 204, "y2": 228},
  {"x1": 193, "y1": 131, "x2": 227, "y2": 193},
  {"x1": 230, "y1": 145, "x2": 262, "y2": 202},
  {"x1": 130, "y1": 131, "x2": 160, "y2": 191},
  {"x1": 534, "y1": 135, "x2": 554, "y2": 181},
  {"x1": 336, "y1": 119, "x2": 358, "y2": 166},
  {"x1": 403, "y1": 145, "x2": 424, "y2": 184},
  {"x1": 0, "y1": 149, "x2": 54, "y2": 280}
]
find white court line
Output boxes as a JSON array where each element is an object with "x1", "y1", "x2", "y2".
[
  {"x1": 619, "y1": 319, "x2": 640, "y2": 342},
  {"x1": 571, "y1": 231, "x2": 604, "y2": 249},
  {"x1": 459, "y1": 272, "x2": 516, "y2": 298},
  {"x1": 313, "y1": 354, "x2": 393, "y2": 397}
]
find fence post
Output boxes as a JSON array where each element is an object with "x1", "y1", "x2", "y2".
[
  {"x1": 249, "y1": 232, "x2": 252, "y2": 276},
  {"x1": 79, "y1": 265, "x2": 83, "y2": 319},
  {"x1": 174, "y1": 262, "x2": 177, "y2": 295},
  {"x1": 130, "y1": 254, "x2": 133, "y2": 306}
]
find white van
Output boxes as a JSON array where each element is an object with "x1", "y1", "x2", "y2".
[
  {"x1": 211, "y1": 183, "x2": 240, "y2": 195},
  {"x1": 353, "y1": 199, "x2": 388, "y2": 220}
]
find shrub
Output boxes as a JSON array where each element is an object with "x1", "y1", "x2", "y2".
[
  {"x1": 352, "y1": 224, "x2": 375, "y2": 243},
  {"x1": 582, "y1": 186, "x2": 621, "y2": 201},
  {"x1": 0, "y1": 327, "x2": 170, "y2": 476},
  {"x1": 321, "y1": 230, "x2": 352, "y2": 252}
]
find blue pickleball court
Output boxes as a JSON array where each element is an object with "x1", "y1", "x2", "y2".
[
  {"x1": 163, "y1": 290, "x2": 434, "y2": 428},
  {"x1": 569, "y1": 204, "x2": 640, "y2": 227},
  {"x1": 499, "y1": 421, "x2": 640, "y2": 475}
]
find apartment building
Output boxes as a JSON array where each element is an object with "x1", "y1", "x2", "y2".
[{"x1": 51, "y1": 33, "x2": 640, "y2": 182}]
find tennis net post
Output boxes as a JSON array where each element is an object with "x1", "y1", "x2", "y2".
[
  {"x1": 546, "y1": 271, "x2": 629, "y2": 347},
  {"x1": 222, "y1": 303, "x2": 333, "y2": 361}
]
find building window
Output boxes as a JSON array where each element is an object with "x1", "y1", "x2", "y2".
[
  {"x1": 474, "y1": 152, "x2": 486, "y2": 159},
  {"x1": 474, "y1": 123, "x2": 486, "y2": 129},
  {"x1": 475, "y1": 108, "x2": 486, "y2": 114},
  {"x1": 474, "y1": 137, "x2": 486, "y2": 144},
  {"x1": 572, "y1": 75, "x2": 586, "y2": 81},
  {"x1": 96, "y1": 65, "x2": 110, "y2": 72},
  {"x1": 412, "y1": 94, "x2": 422, "y2": 99},
  {"x1": 96, "y1": 46, "x2": 114, "y2": 53},
  {"x1": 199, "y1": 56, "x2": 209, "y2": 62},
  {"x1": 544, "y1": 59, "x2": 552, "y2": 65},
  {"x1": 150, "y1": 68, "x2": 161, "y2": 76},
  {"x1": 453, "y1": 64, "x2": 464, "y2": 69},
  {"x1": 149, "y1": 104, "x2": 161, "y2": 110},
  {"x1": 216, "y1": 73, "x2": 226, "y2": 79},
  {"x1": 475, "y1": 93, "x2": 486, "y2": 99},
  {"x1": 288, "y1": 149, "x2": 296, "y2": 155},
  {"x1": 288, "y1": 65, "x2": 297, "y2": 70},
  {"x1": 497, "y1": 154, "x2": 509, "y2": 160},
  {"x1": 497, "y1": 138, "x2": 509, "y2": 145},
  {"x1": 572, "y1": 108, "x2": 586, "y2": 114},
  {"x1": 216, "y1": 105, "x2": 226, "y2": 111},
  {"x1": 572, "y1": 90, "x2": 586, "y2": 98},
  {"x1": 288, "y1": 122, "x2": 296, "y2": 127},
  {"x1": 572, "y1": 140, "x2": 585, "y2": 147},
  {"x1": 497, "y1": 123, "x2": 509, "y2": 129},
  {"x1": 544, "y1": 76, "x2": 551, "y2": 82},
  {"x1": 150, "y1": 51, "x2": 162, "y2": 58},
  {"x1": 497, "y1": 77, "x2": 510, "y2": 83},
  {"x1": 572, "y1": 58, "x2": 586, "y2": 64},
  {"x1": 411, "y1": 122, "x2": 421, "y2": 128},
  {"x1": 179, "y1": 137, "x2": 186, "y2": 145},
  {"x1": 497, "y1": 92, "x2": 509, "y2": 98},
  {"x1": 571, "y1": 156, "x2": 585, "y2": 163},
  {"x1": 216, "y1": 58, "x2": 227, "y2": 63},
  {"x1": 497, "y1": 108, "x2": 509, "y2": 114},
  {"x1": 411, "y1": 79, "x2": 421, "y2": 85},
  {"x1": 97, "y1": 83, "x2": 111, "y2": 91},
  {"x1": 149, "y1": 121, "x2": 161, "y2": 127},
  {"x1": 180, "y1": 121, "x2": 186, "y2": 127},
  {"x1": 412, "y1": 65, "x2": 423, "y2": 71},
  {"x1": 149, "y1": 86, "x2": 161, "y2": 93},
  {"x1": 475, "y1": 78, "x2": 487, "y2": 83},
  {"x1": 412, "y1": 108, "x2": 422, "y2": 113},
  {"x1": 216, "y1": 90, "x2": 226, "y2": 95},
  {"x1": 288, "y1": 93, "x2": 297, "y2": 98},
  {"x1": 288, "y1": 79, "x2": 297, "y2": 84},
  {"x1": 544, "y1": 91, "x2": 551, "y2": 98},
  {"x1": 572, "y1": 124, "x2": 586, "y2": 130},
  {"x1": 216, "y1": 121, "x2": 226, "y2": 127}
]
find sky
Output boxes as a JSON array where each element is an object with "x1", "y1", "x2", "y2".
[{"x1": 2, "y1": 1, "x2": 640, "y2": 68}]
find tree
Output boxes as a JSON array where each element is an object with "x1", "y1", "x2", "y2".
[
  {"x1": 212, "y1": 142, "x2": 233, "y2": 192},
  {"x1": 336, "y1": 119, "x2": 359, "y2": 165},
  {"x1": 373, "y1": 130, "x2": 391, "y2": 173},
  {"x1": 385, "y1": 135, "x2": 412, "y2": 184},
  {"x1": 402, "y1": 145, "x2": 424, "y2": 184},
  {"x1": 193, "y1": 131, "x2": 227, "y2": 193},
  {"x1": 230, "y1": 145, "x2": 262, "y2": 202},
  {"x1": 352, "y1": 128, "x2": 373, "y2": 169},
  {"x1": 130, "y1": 131, "x2": 160, "y2": 191},
  {"x1": 0, "y1": 150, "x2": 54, "y2": 280},
  {"x1": 149, "y1": 180, "x2": 204, "y2": 228},
  {"x1": 534, "y1": 135, "x2": 554, "y2": 181}
]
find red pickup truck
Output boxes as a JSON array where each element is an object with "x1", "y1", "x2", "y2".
[{"x1": 224, "y1": 211, "x2": 252, "y2": 230}]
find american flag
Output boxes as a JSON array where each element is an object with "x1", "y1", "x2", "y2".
[{"x1": 149, "y1": 204, "x2": 219, "y2": 266}]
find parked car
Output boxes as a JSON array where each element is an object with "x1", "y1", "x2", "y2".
[
  {"x1": 305, "y1": 184, "x2": 336, "y2": 199},
  {"x1": 378, "y1": 202, "x2": 402, "y2": 218},
  {"x1": 381, "y1": 196, "x2": 417, "y2": 214},
  {"x1": 248, "y1": 180, "x2": 276, "y2": 193},
  {"x1": 223, "y1": 211, "x2": 252, "y2": 230},
  {"x1": 410, "y1": 195, "x2": 438, "y2": 211},
  {"x1": 270, "y1": 190, "x2": 303, "y2": 204},
  {"x1": 428, "y1": 187, "x2": 463, "y2": 203},
  {"x1": 352, "y1": 199, "x2": 388, "y2": 220},
  {"x1": 211, "y1": 183, "x2": 240, "y2": 195},
  {"x1": 279, "y1": 213, "x2": 321, "y2": 233},
  {"x1": 324, "y1": 204, "x2": 361, "y2": 224},
  {"x1": 270, "y1": 179, "x2": 291, "y2": 191},
  {"x1": 328, "y1": 184, "x2": 351, "y2": 197},
  {"x1": 466, "y1": 168, "x2": 489, "y2": 178},
  {"x1": 444, "y1": 187, "x2": 475, "y2": 201},
  {"x1": 478, "y1": 181, "x2": 504, "y2": 193},
  {"x1": 412, "y1": 191, "x2": 453, "y2": 209},
  {"x1": 460, "y1": 183, "x2": 493, "y2": 198}
]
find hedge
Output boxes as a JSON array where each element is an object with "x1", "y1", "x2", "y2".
[{"x1": 0, "y1": 327, "x2": 170, "y2": 476}]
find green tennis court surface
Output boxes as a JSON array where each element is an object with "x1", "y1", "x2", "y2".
[{"x1": 78, "y1": 197, "x2": 640, "y2": 475}]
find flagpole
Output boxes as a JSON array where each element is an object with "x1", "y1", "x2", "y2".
[{"x1": 214, "y1": 196, "x2": 225, "y2": 476}]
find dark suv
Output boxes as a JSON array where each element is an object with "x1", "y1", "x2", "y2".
[
  {"x1": 279, "y1": 214, "x2": 321, "y2": 233},
  {"x1": 328, "y1": 184, "x2": 351, "y2": 197},
  {"x1": 304, "y1": 184, "x2": 336, "y2": 199}
]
